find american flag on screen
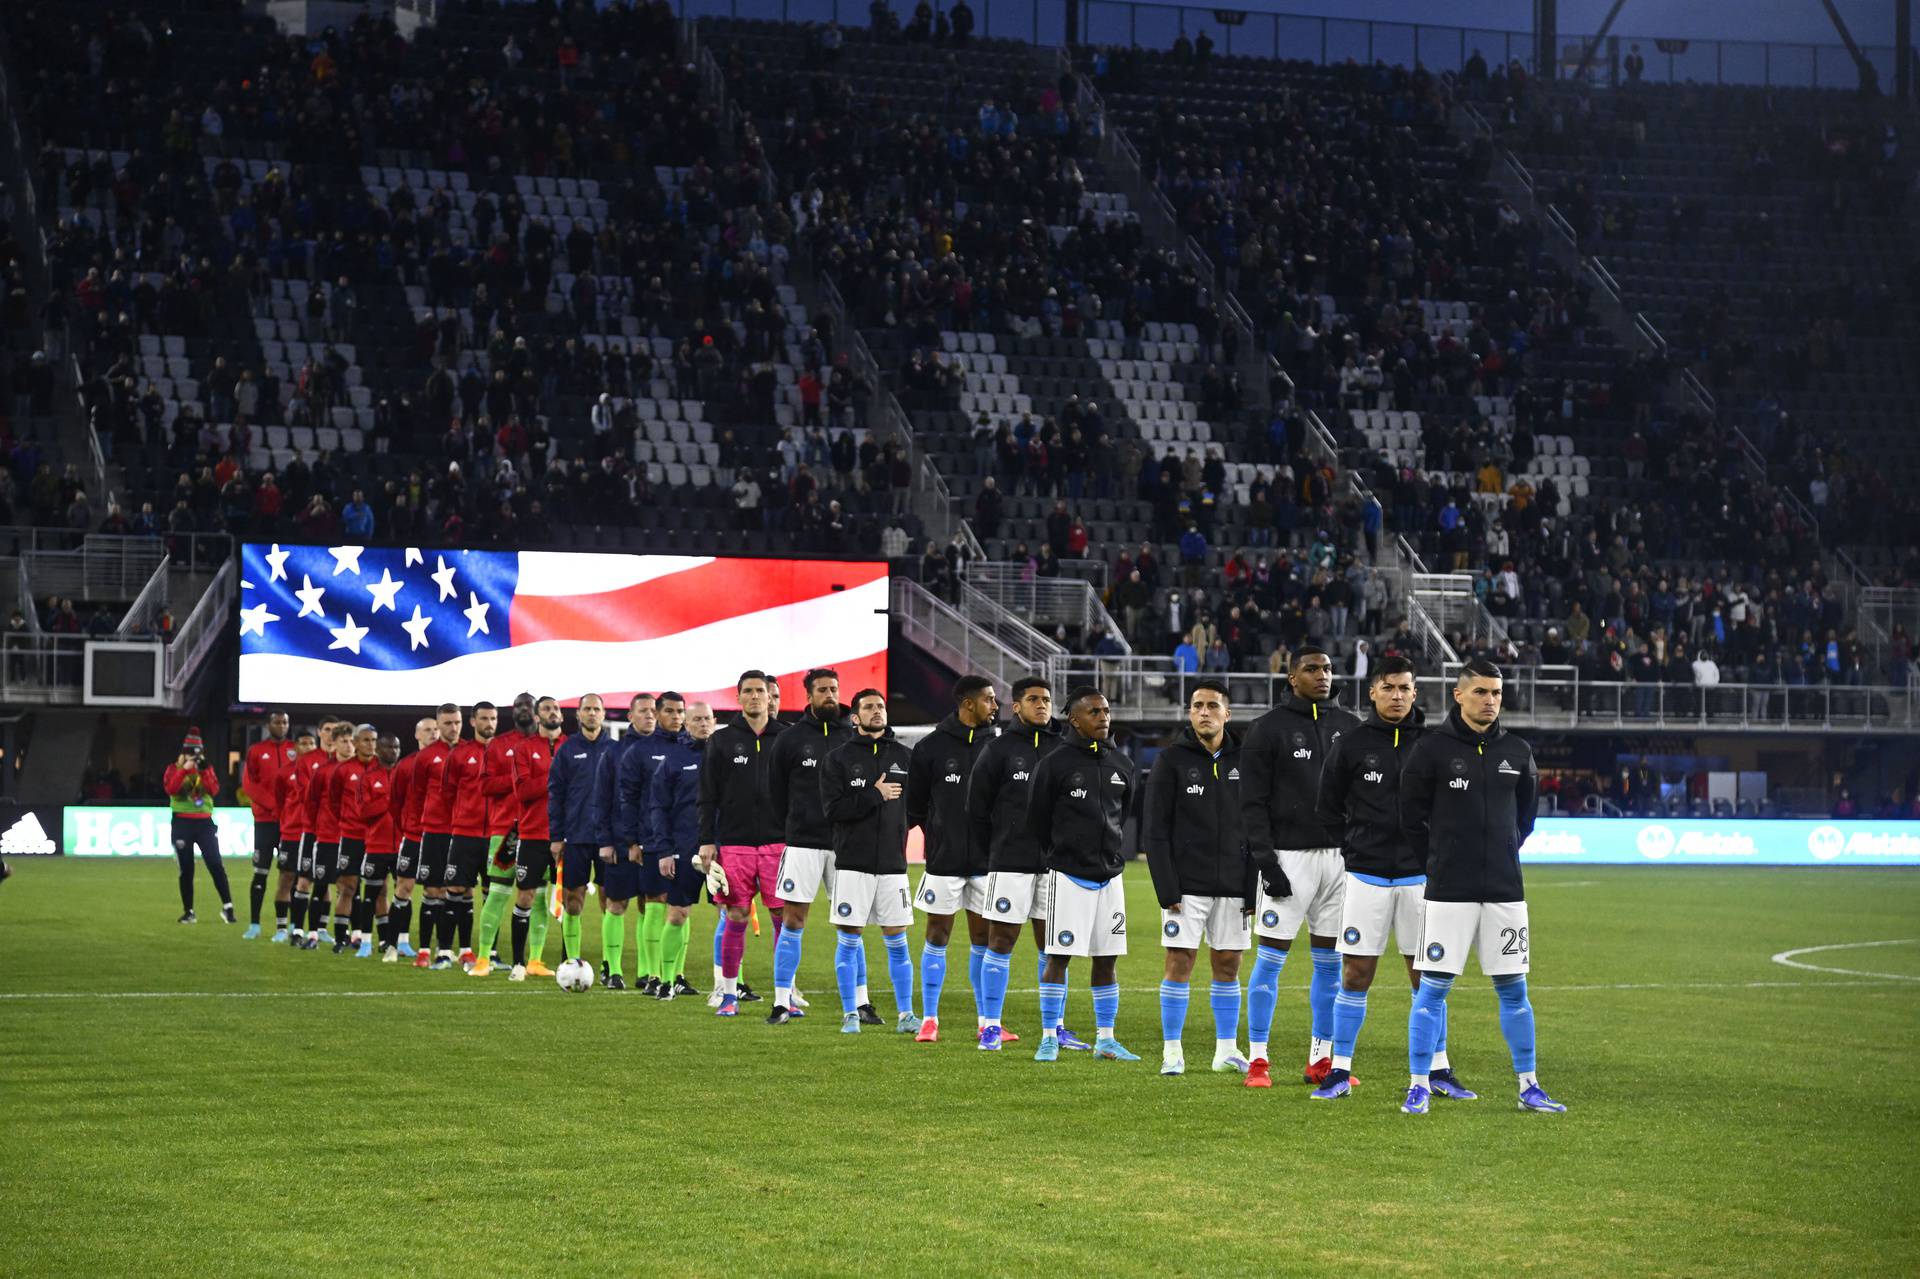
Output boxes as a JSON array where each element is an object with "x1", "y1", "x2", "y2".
[{"x1": 236, "y1": 544, "x2": 890, "y2": 708}]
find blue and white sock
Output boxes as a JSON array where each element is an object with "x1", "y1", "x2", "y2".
[
  {"x1": 834, "y1": 933, "x2": 863, "y2": 1013},
  {"x1": 1408, "y1": 972, "x2": 1454, "y2": 1084},
  {"x1": 884, "y1": 933, "x2": 914, "y2": 1016},
  {"x1": 1209, "y1": 980, "x2": 1241, "y2": 1052},
  {"x1": 1493, "y1": 974, "x2": 1536, "y2": 1080},
  {"x1": 772, "y1": 923, "x2": 804, "y2": 1009},
  {"x1": 1246, "y1": 944, "x2": 1289, "y2": 1059},
  {"x1": 1159, "y1": 979, "x2": 1190, "y2": 1046},
  {"x1": 920, "y1": 941, "x2": 948, "y2": 1021},
  {"x1": 968, "y1": 944, "x2": 987, "y2": 1020},
  {"x1": 711, "y1": 915, "x2": 725, "y2": 984},
  {"x1": 1038, "y1": 981, "x2": 1067, "y2": 1040},
  {"x1": 855, "y1": 937, "x2": 869, "y2": 1007},
  {"x1": 979, "y1": 948, "x2": 1012, "y2": 1026},
  {"x1": 1433, "y1": 995, "x2": 1452, "y2": 1071},
  {"x1": 1331, "y1": 987, "x2": 1369, "y2": 1070},
  {"x1": 1308, "y1": 946, "x2": 1341, "y2": 1048},
  {"x1": 1091, "y1": 982, "x2": 1119, "y2": 1040}
]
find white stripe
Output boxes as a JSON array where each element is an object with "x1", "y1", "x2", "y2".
[
  {"x1": 237, "y1": 577, "x2": 889, "y2": 704},
  {"x1": 513, "y1": 552, "x2": 714, "y2": 597},
  {"x1": 1769, "y1": 938, "x2": 1920, "y2": 981}
]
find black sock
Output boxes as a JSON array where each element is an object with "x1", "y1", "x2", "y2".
[
  {"x1": 275, "y1": 901, "x2": 290, "y2": 930},
  {"x1": 249, "y1": 871, "x2": 269, "y2": 924},
  {"x1": 455, "y1": 897, "x2": 474, "y2": 950},
  {"x1": 352, "y1": 884, "x2": 376, "y2": 937},
  {"x1": 333, "y1": 913, "x2": 350, "y2": 946},
  {"x1": 418, "y1": 899, "x2": 437, "y2": 951},
  {"x1": 511, "y1": 906, "x2": 531, "y2": 966},
  {"x1": 374, "y1": 914, "x2": 390, "y2": 948},
  {"x1": 308, "y1": 891, "x2": 329, "y2": 934},
  {"x1": 435, "y1": 900, "x2": 456, "y2": 953},
  {"x1": 393, "y1": 897, "x2": 412, "y2": 947},
  {"x1": 291, "y1": 890, "x2": 310, "y2": 931}
]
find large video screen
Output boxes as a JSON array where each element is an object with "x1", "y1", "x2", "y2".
[{"x1": 236, "y1": 544, "x2": 888, "y2": 711}]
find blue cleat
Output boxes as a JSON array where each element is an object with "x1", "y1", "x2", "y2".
[
  {"x1": 715, "y1": 996, "x2": 738, "y2": 1018},
  {"x1": 354, "y1": 940, "x2": 373, "y2": 959},
  {"x1": 1518, "y1": 1083, "x2": 1568, "y2": 1113},
  {"x1": 1094, "y1": 1037, "x2": 1140, "y2": 1062},
  {"x1": 1310, "y1": 1068, "x2": 1353, "y2": 1100},
  {"x1": 242, "y1": 924, "x2": 262, "y2": 940},
  {"x1": 977, "y1": 1026, "x2": 1004, "y2": 1052},
  {"x1": 269, "y1": 928, "x2": 289, "y2": 944},
  {"x1": 1431, "y1": 1069, "x2": 1479, "y2": 1101},
  {"x1": 839, "y1": 1012, "x2": 861, "y2": 1035},
  {"x1": 1033, "y1": 1036, "x2": 1060, "y2": 1063},
  {"x1": 1055, "y1": 1026, "x2": 1092, "y2": 1052},
  {"x1": 1401, "y1": 1084, "x2": 1432, "y2": 1115},
  {"x1": 395, "y1": 939, "x2": 418, "y2": 959}
]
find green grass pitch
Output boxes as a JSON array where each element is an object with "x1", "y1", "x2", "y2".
[{"x1": 1, "y1": 858, "x2": 1916, "y2": 1278}]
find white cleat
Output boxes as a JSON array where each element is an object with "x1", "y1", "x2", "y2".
[
  {"x1": 706, "y1": 990, "x2": 725, "y2": 1008},
  {"x1": 790, "y1": 988, "x2": 810, "y2": 1009},
  {"x1": 1161, "y1": 1051, "x2": 1187, "y2": 1077},
  {"x1": 509, "y1": 964, "x2": 527, "y2": 982},
  {"x1": 381, "y1": 946, "x2": 399, "y2": 964},
  {"x1": 1212, "y1": 1051, "x2": 1251, "y2": 1074}
]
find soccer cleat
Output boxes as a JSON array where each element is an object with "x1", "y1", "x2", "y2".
[
  {"x1": 840, "y1": 1012, "x2": 862, "y2": 1035},
  {"x1": 1213, "y1": 1051, "x2": 1251, "y2": 1074},
  {"x1": 736, "y1": 981, "x2": 764, "y2": 1003},
  {"x1": 413, "y1": 949, "x2": 432, "y2": 969},
  {"x1": 469, "y1": 957, "x2": 494, "y2": 978},
  {"x1": 332, "y1": 939, "x2": 350, "y2": 956},
  {"x1": 1401, "y1": 1084, "x2": 1432, "y2": 1115},
  {"x1": 765, "y1": 1006, "x2": 795, "y2": 1026},
  {"x1": 1430, "y1": 1069, "x2": 1478, "y2": 1101},
  {"x1": 355, "y1": 940, "x2": 373, "y2": 959},
  {"x1": 1161, "y1": 1051, "x2": 1186, "y2": 1076},
  {"x1": 1245, "y1": 1058, "x2": 1273, "y2": 1089},
  {"x1": 1304, "y1": 1056, "x2": 1334, "y2": 1086},
  {"x1": 654, "y1": 983, "x2": 676, "y2": 1002},
  {"x1": 509, "y1": 964, "x2": 527, "y2": 982},
  {"x1": 915, "y1": 1017, "x2": 939, "y2": 1043},
  {"x1": 178, "y1": 911, "x2": 197, "y2": 924},
  {"x1": 1310, "y1": 1068, "x2": 1353, "y2": 1101},
  {"x1": 381, "y1": 946, "x2": 399, "y2": 964},
  {"x1": 977, "y1": 1026, "x2": 1004, "y2": 1052},
  {"x1": 789, "y1": 988, "x2": 810, "y2": 1009},
  {"x1": 1517, "y1": 1083, "x2": 1568, "y2": 1113},
  {"x1": 896, "y1": 1011, "x2": 918, "y2": 1035},
  {"x1": 242, "y1": 924, "x2": 262, "y2": 940},
  {"x1": 1055, "y1": 1027, "x2": 1090, "y2": 1052},
  {"x1": 526, "y1": 960, "x2": 554, "y2": 978},
  {"x1": 641, "y1": 977, "x2": 663, "y2": 998},
  {"x1": 671, "y1": 975, "x2": 699, "y2": 998},
  {"x1": 706, "y1": 989, "x2": 726, "y2": 1008},
  {"x1": 856, "y1": 1003, "x2": 884, "y2": 1027},
  {"x1": 220, "y1": 904, "x2": 238, "y2": 924},
  {"x1": 430, "y1": 955, "x2": 454, "y2": 971},
  {"x1": 1094, "y1": 1037, "x2": 1140, "y2": 1062},
  {"x1": 396, "y1": 938, "x2": 418, "y2": 958},
  {"x1": 606, "y1": 973, "x2": 626, "y2": 991},
  {"x1": 715, "y1": 995, "x2": 738, "y2": 1017},
  {"x1": 1032, "y1": 1037, "x2": 1060, "y2": 1063},
  {"x1": 459, "y1": 948, "x2": 477, "y2": 972},
  {"x1": 270, "y1": 928, "x2": 289, "y2": 944},
  {"x1": 999, "y1": 1028, "x2": 1021, "y2": 1043}
]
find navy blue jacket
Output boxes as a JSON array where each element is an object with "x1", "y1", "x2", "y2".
[
  {"x1": 548, "y1": 727, "x2": 617, "y2": 845},
  {"x1": 612, "y1": 728, "x2": 673, "y2": 850},
  {"x1": 646, "y1": 730, "x2": 704, "y2": 855}
]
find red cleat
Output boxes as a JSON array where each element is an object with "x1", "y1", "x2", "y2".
[
  {"x1": 412, "y1": 949, "x2": 431, "y2": 969},
  {"x1": 1304, "y1": 1056, "x2": 1333, "y2": 1086},
  {"x1": 914, "y1": 1018, "x2": 939, "y2": 1043},
  {"x1": 1245, "y1": 1058, "x2": 1273, "y2": 1089},
  {"x1": 1000, "y1": 1028, "x2": 1020, "y2": 1043}
]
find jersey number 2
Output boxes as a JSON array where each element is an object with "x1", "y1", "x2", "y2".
[{"x1": 1110, "y1": 910, "x2": 1126, "y2": 935}]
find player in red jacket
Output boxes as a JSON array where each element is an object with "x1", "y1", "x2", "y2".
[
  {"x1": 266, "y1": 723, "x2": 318, "y2": 942},
  {"x1": 508, "y1": 695, "x2": 566, "y2": 978},
  {"x1": 314, "y1": 723, "x2": 359, "y2": 952},
  {"x1": 240, "y1": 711, "x2": 295, "y2": 938},
  {"x1": 437, "y1": 701, "x2": 496, "y2": 970},
  {"x1": 290, "y1": 719, "x2": 347, "y2": 948},
  {"x1": 472, "y1": 693, "x2": 535, "y2": 977},
  {"x1": 387, "y1": 716, "x2": 438, "y2": 960},
  {"x1": 412, "y1": 704, "x2": 463, "y2": 968}
]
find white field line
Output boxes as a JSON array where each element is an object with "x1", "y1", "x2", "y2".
[{"x1": 1769, "y1": 938, "x2": 1920, "y2": 982}]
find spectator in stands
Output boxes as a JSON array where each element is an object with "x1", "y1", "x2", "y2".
[{"x1": 340, "y1": 490, "x2": 375, "y2": 541}]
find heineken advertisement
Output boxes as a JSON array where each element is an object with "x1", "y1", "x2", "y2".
[{"x1": 63, "y1": 807, "x2": 257, "y2": 858}]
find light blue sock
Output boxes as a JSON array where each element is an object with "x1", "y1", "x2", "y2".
[
  {"x1": 1308, "y1": 946, "x2": 1341, "y2": 1042},
  {"x1": 1408, "y1": 973, "x2": 1454, "y2": 1077},
  {"x1": 712, "y1": 916, "x2": 724, "y2": 967},
  {"x1": 772, "y1": 923, "x2": 804, "y2": 999},
  {"x1": 1056, "y1": 970, "x2": 1071, "y2": 1031},
  {"x1": 884, "y1": 933, "x2": 914, "y2": 1016},
  {"x1": 1332, "y1": 987, "x2": 1369, "y2": 1062},
  {"x1": 1247, "y1": 944, "x2": 1289, "y2": 1047},
  {"x1": 1035, "y1": 950, "x2": 1046, "y2": 990},
  {"x1": 856, "y1": 937, "x2": 868, "y2": 989},
  {"x1": 980, "y1": 948, "x2": 1012, "y2": 1023},
  {"x1": 921, "y1": 941, "x2": 948, "y2": 1020},
  {"x1": 1493, "y1": 974, "x2": 1536, "y2": 1074},
  {"x1": 1091, "y1": 982, "x2": 1119, "y2": 1036},
  {"x1": 1038, "y1": 981, "x2": 1066, "y2": 1038},
  {"x1": 834, "y1": 933, "x2": 863, "y2": 1013},
  {"x1": 968, "y1": 944, "x2": 987, "y2": 1017},
  {"x1": 1436, "y1": 997, "x2": 1450, "y2": 1057},
  {"x1": 1209, "y1": 980, "x2": 1241, "y2": 1044},
  {"x1": 1159, "y1": 980, "x2": 1190, "y2": 1042}
]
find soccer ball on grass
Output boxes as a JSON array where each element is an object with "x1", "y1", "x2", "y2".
[{"x1": 556, "y1": 958, "x2": 595, "y2": 992}]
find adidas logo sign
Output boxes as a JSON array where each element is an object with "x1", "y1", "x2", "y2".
[
  {"x1": 1109, "y1": 771, "x2": 1124, "y2": 785},
  {"x1": 0, "y1": 812, "x2": 56, "y2": 855}
]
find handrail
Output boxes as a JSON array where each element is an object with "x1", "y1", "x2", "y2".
[
  {"x1": 165, "y1": 558, "x2": 235, "y2": 689},
  {"x1": 891, "y1": 576, "x2": 1039, "y2": 691},
  {"x1": 116, "y1": 554, "x2": 171, "y2": 637}
]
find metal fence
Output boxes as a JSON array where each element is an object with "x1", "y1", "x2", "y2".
[
  {"x1": 164, "y1": 559, "x2": 235, "y2": 691},
  {"x1": 892, "y1": 575, "x2": 1042, "y2": 694},
  {"x1": 0, "y1": 634, "x2": 89, "y2": 705},
  {"x1": 965, "y1": 561, "x2": 1131, "y2": 650}
]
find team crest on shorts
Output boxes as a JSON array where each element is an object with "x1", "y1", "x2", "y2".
[
  {"x1": 994, "y1": 897, "x2": 1012, "y2": 914},
  {"x1": 782, "y1": 878, "x2": 795, "y2": 893},
  {"x1": 1058, "y1": 930, "x2": 1075, "y2": 946},
  {"x1": 1164, "y1": 920, "x2": 1180, "y2": 937},
  {"x1": 837, "y1": 902, "x2": 853, "y2": 917},
  {"x1": 1343, "y1": 926, "x2": 1361, "y2": 945},
  {"x1": 923, "y1": 887, "x2": 937, "y2": 903},
  {"x1": 1426, "y1": 942, "x2": 1445, "y2": 961},
  {"x1": 1261, "y1": 910, "x2": 1279, "y2": 927}
]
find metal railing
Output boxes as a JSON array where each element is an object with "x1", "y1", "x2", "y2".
[
  {"x1": 0, "y1": 634, "x2": 89, "y2": 705},
  {"x1": 116, "y1": 555, "x2": 171, "y2": 637},
  {"x1": 966, "y1": 560, "x2": 1130, "y2": 651},
  {"x1": 23, "y1": 539, "x2": 167, "y2": 604},
  {"x1": 892, "y1": 576, "x2": 1048, "y2": 693},
  {"x1": 165, "y1": 558, "x2": 235, "y2": 690},
  {"x1": 956, "y1": 578, "x2": 1068, "y2": 668},
  {"x1": 0, "y1": 527, "x2": 231, "y2": 570}
]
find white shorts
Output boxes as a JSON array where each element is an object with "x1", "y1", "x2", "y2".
[
  {"x1": 915, "y1": 872, "x2": 987, "y2": 917},
  {"x1": 775, "y1": 845, "x2": 834, "y2": 904},
  {"x1": 1337, "y1": 876, "x2": 1426, "y2": 957},
  {"x1": 1044, "y1": 871, "x2": 1128, "y2": 958},
  {"x1": 1252, "y1": 848, "x2": 1346, "y2": 941},
  {"x1": 982, "y1": 871, "x2": 1049, "y2": 923},
  {"x1": 829, "y1": 870, "x2": 913, "y2": 929},
  {"x1": 1159, "y1": 895, "x2": 1252, "y2": 952},
  {"x1": 1415, "y1": 899, "x2": 1530, "y2": 976}
]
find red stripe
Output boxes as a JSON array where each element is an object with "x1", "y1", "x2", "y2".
[
  {"x1": 556, "y1": 649, "x2": 888, "y2": 713},
  {"x1": 509, "y1": 559, "x2": 887, "y2": 647}
]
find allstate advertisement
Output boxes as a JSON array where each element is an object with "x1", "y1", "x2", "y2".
[
  {"x1": 64, "y1": 808, "x2": 257, "y2": 858},
  {"x1": 1521, "y1": 819, "x2": 1920, "y2": 867}
]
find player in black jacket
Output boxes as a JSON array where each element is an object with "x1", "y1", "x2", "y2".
[
  {"x1": 905, "y1": 674, "x2": 999, "y2": 1043},
  {"x1": 819, "y1": 688, "x2": 918, "y2": 1036},
  {"x1": 1309, "y1": 656, "x2": 1474, "y2": 1102},
  {"x1": 1026, "y1": 686, "x2": 1139, "y2": 1063},
  {"x1": 696, "y1": 669, "x2": 783, "y2": 1017},
  {"x1": 1397, "y1": 658, "x2": 1564, "y2": 1116},
  {"x1": 763, "y1": 669, "x2": 853, "y2": 1025},
  {"x1": 1144, "y1": 680, "x2": 1255, "y2": 1078},
  {"x1": 1239, "y1": 645, "x2": 1361, "y2": 1088},
  {"x1": 968, "y1": 676, "x2": 1088, "y2": 1052}
]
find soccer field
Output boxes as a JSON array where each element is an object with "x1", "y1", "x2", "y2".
[{"x1": 1, "y1": 860, "x2": 1916, "y2": 1278}]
